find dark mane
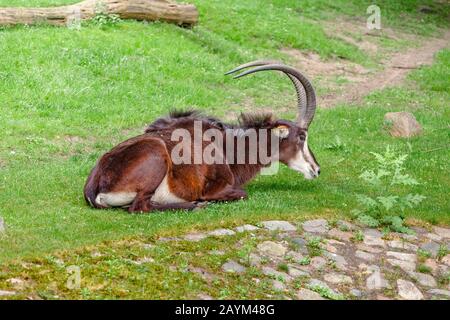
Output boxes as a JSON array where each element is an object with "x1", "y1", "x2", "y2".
[
  {"x1": 238, "y1": 112, "x2": 275, "y2": 128},
  {"x1": 168, "y1": 109, "x2": 202, "y2": 119},
  {"x1": 145, "y1": 110, "x2": 277, "y2": 133},
  {"x1": 145, "y1": 109, "x2": 230, "y2": 133}
]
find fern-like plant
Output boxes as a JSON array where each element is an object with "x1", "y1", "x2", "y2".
[{"x1": 352, "y1": 146, "x2": 425, "y2": 233}]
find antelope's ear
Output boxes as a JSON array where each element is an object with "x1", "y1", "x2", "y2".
[{"x1": 272, "y1": 125, "x2": 290, "y2": 139}]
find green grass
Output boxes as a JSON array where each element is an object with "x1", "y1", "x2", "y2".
[{"x1": 0, "y1": 0, "x2": 449, "y2": 264}]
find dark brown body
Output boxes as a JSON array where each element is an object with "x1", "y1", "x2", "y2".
[{"x1": 84, "y1": 113, "x2": 267, "y2": 212}]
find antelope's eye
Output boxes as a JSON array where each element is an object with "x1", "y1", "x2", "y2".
[{"x1": 299, "y1": 134, "x2": 306, "y2": 141}]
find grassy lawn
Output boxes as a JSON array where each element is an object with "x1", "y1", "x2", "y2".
[{"x1": 0, "y1": 0, "x2": 449, "y2": 266}]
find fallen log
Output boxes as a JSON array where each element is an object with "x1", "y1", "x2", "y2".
[{"x1": 0, "y1": 0, "x2": 198, "y2": 27}]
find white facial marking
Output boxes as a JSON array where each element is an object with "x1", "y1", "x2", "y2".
[
  {"x1": 287, "y1": 134, "x2": 316, "y2": 179},
  {"x1": 151, "y1": 174, "x2": 186, "y2": 204},
  {"x1": 96, "y1": 192, "x2": 137, "y2": 207}
]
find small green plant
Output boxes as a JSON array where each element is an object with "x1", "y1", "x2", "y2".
[
  {"x1": 307, "y1": 237, "x2": 323, "y2": 257},
  {"x1": 352, "y1": 230, "x2": 364, "y2": 242},
  {"x1": 417, "y1": 248, "x2": 432, "y2": 260},
  {"x1": 325, "y1": 135, "x2": 347, "y2": 152},
  {"x1": 352, "y1": 146, "x2": 425, "y2": 233},
  {"x1": 437, "y1": 246, "x2": 448, "y2": 260},
  {"x1": 308, "y1": 284, "x2": 343, "y2": 300},
  {"x1": 298, "y1": 257, "x2": 311, "y2": 265},
  {"x1": 277, "y1": 263, "x2": 289, "y2": 273},
  {"x1": 417, "y1": 264, "x2": 432, "y2": 274}
]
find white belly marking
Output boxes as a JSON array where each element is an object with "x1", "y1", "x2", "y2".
[
  {"x1": 151, "y1": 175, "x2": 185, "y2": 204},
  {"x1": 95, "y1": 192, "x2": 137, "y2": 207}
]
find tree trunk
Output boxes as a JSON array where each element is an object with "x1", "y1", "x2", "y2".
[{"x1": 0, "y1": 0, "x2": 198, "y2": 27}]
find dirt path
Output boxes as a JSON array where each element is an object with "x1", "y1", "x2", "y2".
[
  {"x1": 283, "y1": 28, "x2": 450, "y2": 108},
  {"x1": 320, "y1": 30, "x2": 450, "y2": 108}
]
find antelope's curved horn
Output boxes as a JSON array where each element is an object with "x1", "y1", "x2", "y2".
[
  {"x1": 231, "y1": 63, "x2": 316, "y2": 129},
  {"x1": 225, "y1": 60, "x2": 281, "y2": 75},
  {"x1": 225, "y1": 60, "x2": 307, "y2": 117}
]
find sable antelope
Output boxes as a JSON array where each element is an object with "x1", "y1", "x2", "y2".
[{"x1": 84, "y1": 60, "x2": 320, "y2": 212}]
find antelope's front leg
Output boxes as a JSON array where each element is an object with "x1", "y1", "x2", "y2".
[{"x1": 201, "y1": 185, "x2": 248, "y2": 202}]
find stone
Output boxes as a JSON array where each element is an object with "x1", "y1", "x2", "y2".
[
  {"x1": 235, "y1": 224, "x2": 259, "y2": 233},
  {"x1": 441, "y1": 254, "x2": 450, "y2": 266},
  {"x1": 188, "y1": 267, "x2": 216, "y2": 282},
  {"x1": 0, "y1": 216, "x2": 5, "y2": 233},
  {"x1": 325, "y1": 252, "x2": 348, "y2": 270},
  {"x1": 197, "y1": 293, "x2": 213, "y2": 300},
  {"x1": 310, "y1": 256, "x2": 327, "y2": 270},
  {"x1": 355, "y1": 250, "x2": 376, "y2": 262},
  {"x1": 208, "y1": 250, "x2": 225, "y2": 256},
  {"x1": 387, "y1": 240, "x2": 418, "y2": 251},
  {"x1": 358, "y1": 263, "x2": 369, "y2": 270},
  {"x1": 158, "y1": 236, "x2": 180, "y2": 242},
  {"x1": 132, "y1": 257, "x2": 154, "y2": 265},
  {"x1": 433, "y1": 226, "x2": 450, "y2": 239},
  {"x1": 208, "y1": 229, "x2": 235, "y2": 237},
  {"x1": 261, "y1": 267, "x2": 292, "y2": 282},
  {"x1": 248, "y1": 253, "x2": 262, "y2": 267},
  {"x1": 400, "y1": 233, "x2": 418, "y2": 241},
  {"x1": 302, "y1": 219, "x2": 328, "y2": 234},
  {"x1": 366, "y1": 266, "x2": 390, "y2": 290},
  {"x1": 6, "y1": 278, "x2": 26, "y2": 289},
  {"x1": 308, "y1": 279, "x2": 339, "y2": 296},
  {"x1": 387, "y1": 259, "x2": 416, "y2": 273},
  {"x1": 350, "y1": 289, "x2": 362, "y2": 298},
  {"x1": 425, "y1": 233, "x2": 442, "y2": 242},
  {"x1": 272, "y1": 280, "x2": 285, "y2": 291},
  {"x1": 90, "y1": 251, "x2": 103, "y2": 258},
  {"x1": 296, "y1": 288, "x2": 325, "y2": 300},
  {"x1": 386, "y1": 251, "x2": 417, "y2": 263},
  {"x1": 261, "y1": 220, "x2": 296, "y2": 232},
  {"x1": 0, "y1": 290, "x2": 16, "y2": 296},
  {"x1": 364, "y1": 228, "x2": 383, "y2": 238},
  {"x1": 397, "y1": 279, "x2": 423, "y2": 300},
  {"x1": 376, "y1": 294, "x2": 392, "y2": 300},
  {"x1": 141, "y1": 243, "x2": 155, "y2": 250},
  {"x1": 324, "y1": 273, "x2": 353, "y2": 285},
  {"x1": 257, "y1": 241, "x2": 287, "y2": 257},
  {"x1": 337, "y1": 220, "x2": 357, "y2": 231},
  {"x1": 308, "y1": 278, "x2": 328, "y2": 289},
  {"x1": 438, "y1": 264, "x2": 449, "y2": 274},
  {"x1": 222, "y1": 260, "x2": 246, "y2": 274},
  {"x1": 328, "y1": 228, "x2": 353, "y2": 242},
  {"x1": 420, "y1": 241, "x2": 440, "y2": 258},
  {"x1": 363, "y1": 233, "x2": 385, "y2": 247},
  {"x1": 286, "y1": 251, "x2": 305, "y2": 263},
  {"x1": 325, "y1": 243, "x2": 337, "y2": 253},
  {"x1": 356, "y1": 244, "x2": 383, "y2": 254},
  {"x1": 411, "y1": 226, "x2": 427, "y2": 235},
  {"x1": 184, "y1": 233, "x2": 207, "y2": 242},
  {"x1": 288, "y1": 266, "x2": 309, "y2": 278},
  {"x1": 383, "y1": 112, "x2": 422, "y2": 138},
  {"x1": 427, "y1": 289, "x2": 450, "y2": 298},
  {"x1": 410, "y1": 272, "x2": 437, "y2": 287},
  {"x1": 290, "y1": 237, "x2": 308, "y2": 254},
  {"x1": 327, "y1": 239, "x2": 346, "y2": 246},
  {"x1": 424, "y1": 259, "x2": 439, "y2": 275}
]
